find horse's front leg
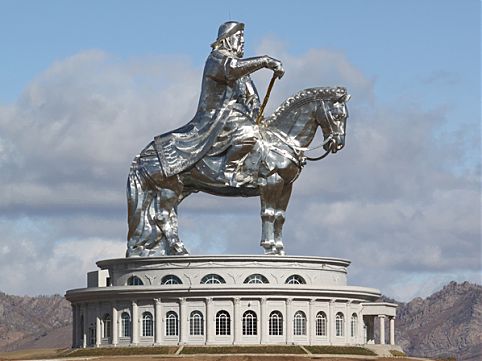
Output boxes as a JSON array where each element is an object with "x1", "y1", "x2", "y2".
[
  {"x1": 259, "y1": 173, "x2": 284, "y2": 255},
  {"x1": 273, "y1": 183, "x2": 292, "y2": 256}
]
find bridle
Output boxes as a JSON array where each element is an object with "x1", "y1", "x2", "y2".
[{"x1": 305, "y1": 98, "x2": 345, "y2": 161}]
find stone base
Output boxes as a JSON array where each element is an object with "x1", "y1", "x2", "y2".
[{"x1": 65, "y1": 255, "x2": 398, "y2": 348}]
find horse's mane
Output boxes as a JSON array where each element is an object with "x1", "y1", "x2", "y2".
[{"x1": 266, "y1": 87, "x2": 347, "y2": 125}]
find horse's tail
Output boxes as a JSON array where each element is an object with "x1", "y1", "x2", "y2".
[{"x1": 126, "y1": 156, "x2": 141, "y2": 243}]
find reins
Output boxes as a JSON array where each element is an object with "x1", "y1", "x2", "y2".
[{"x1": 305, "y1": 139, "x2": 334, "y2": 161}]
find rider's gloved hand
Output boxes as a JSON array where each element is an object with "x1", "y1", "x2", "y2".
[{"x1": 265, "y1": 57, "x2": 285, "y2": 79}]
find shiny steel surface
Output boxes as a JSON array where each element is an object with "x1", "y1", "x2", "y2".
[{"x1": 126, "y1": 22, "x2": 350, "y2": 257}]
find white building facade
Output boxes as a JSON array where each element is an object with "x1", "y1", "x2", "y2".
[{"x1": 65, "y1": 255, "x2": 397, "y2": 348}]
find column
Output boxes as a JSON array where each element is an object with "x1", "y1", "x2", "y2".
[
  {"x1": 379, "y1": 315, "x2": 385, "y2": 345},
  {"x1": 71, "y1": 305, "x2": 77, "y2": 348},
  {"x1": 206, "y1": 298, "x2": 214, "y2": 344},
  {"x1": 233, "y1": 298, "x2": 241, "y2": 344},
  {"x1": 260, "y1": 298, "x2": 267, "y2": 344},
  {"x1": 112, "y1": 304, "x2": 118, "y2": 346},
  {"x1": 389, "y1": 317, "x2": 395, "y2": 345},
  {"x1": 95, "y1": 303, "x2": 101, "y2": 347},
  {"x1": 345, "y1": 302, "x2": 350, "y2": 344},
  {"x1": 329, "y1": 300, "x2": 335, "y2": 345},
  {"x1": 132, "y1": 300, "x2": 139, "y2": 345},
  {"x1": 308, "y1": 299, "x2": 315, "y2": 345},
  {"x1": 180, "y1": 298, "x2": 187, "y2": 344},
  {"x1": 75, "y1": 304, "x2": 82, "y2": 348},
  {"x1": 154, "y1": 299, "x2": 162, "y2": 345},
  {"x1": 358, "y1": 311, "x2": 364, "y2": 345},
  {"x1": 286, "y1": 298, "x2": 293, "y2": 344},
  {"x1": 82, "y1": 303, "x2": 88, "y2": 348}
]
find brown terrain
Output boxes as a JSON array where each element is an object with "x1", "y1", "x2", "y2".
[
  {"x1": 0, "y1": 354, "x2": 434, "y2": 361},
  {"x1": 0, "y1": 281, "x2": 480, "y2": 360}
]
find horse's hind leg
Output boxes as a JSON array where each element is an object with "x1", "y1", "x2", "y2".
[
  {"x1": 127, "y1": 166, "x2": 188, "y2": 256},
  {"x1": 127, "y1": 165, "x2": 162, "y2": 256}
]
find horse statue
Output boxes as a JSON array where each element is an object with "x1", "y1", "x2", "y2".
[{"x1": 127, "y1": 86, "x2": 350, "y2": 256}]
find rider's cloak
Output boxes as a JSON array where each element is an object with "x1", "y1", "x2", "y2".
[{"x1": 153, "y1": 49, "x2": 260, "y2": 178}]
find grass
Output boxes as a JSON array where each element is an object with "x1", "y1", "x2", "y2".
[
  {"x1": 305, "y1": 345, "x2": 377, "y2": 355},
  {"x1": 181, "y1": 345, "x2": 306, "y2": 354},
  {"x1": 390, "y1": 349, "x2": 407, "y2": 356},
  {"x1": 65, "y1": 346, "x2": 177, "y2": 357},
  {"x1": 0, "y1": 348, "x2": 70, "y2": 360}
]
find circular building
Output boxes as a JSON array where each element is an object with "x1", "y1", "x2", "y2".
[{"x1": 66, "y1": 255, "x2": 397, "y2": 348}]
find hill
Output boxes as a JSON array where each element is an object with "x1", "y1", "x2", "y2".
[
  {"x1": 0, "y1": 281, "x2": 480, "y2": 360},
  {"x1": 385, "y1": 281, "x2": 481, "y2": 361},
  {"x1": 0, "y1": 293, "x2": 71, "y2": 351}
]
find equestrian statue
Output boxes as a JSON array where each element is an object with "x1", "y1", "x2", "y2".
[{"x1": 126, "y1": 21, "x2": 350, "y2": 257}]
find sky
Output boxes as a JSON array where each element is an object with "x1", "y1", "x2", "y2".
[{"x1": 0, "y1": 0, "x2": 480, "y2": 302}]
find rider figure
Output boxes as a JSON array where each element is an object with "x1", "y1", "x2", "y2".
[
  {"x1": 205, "y1": 21, "x2": 285, "y2": 186},
  {"x1": 155, "y1": 21, "x2": 284, "y2": 186}
]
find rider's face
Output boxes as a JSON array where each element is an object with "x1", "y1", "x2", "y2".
[{"x1": 230, "y1": 30, "x2": 244, "y2": 57}]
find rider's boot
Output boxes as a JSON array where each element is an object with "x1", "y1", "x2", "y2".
[{"x1": 222, "y1": 142, "x2": 255, "y2": 187}]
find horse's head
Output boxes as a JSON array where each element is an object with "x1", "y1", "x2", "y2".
[{"x1": 316, "y1": 87, "x2": 350, "y2": 153}]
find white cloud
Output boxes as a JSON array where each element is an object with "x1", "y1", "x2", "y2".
[
  {"x1": 1, "y1": 238, "x2": 124, "y2": 295},
  {"x1": 0, "y1": 41, "x2": 479, "y2": 301}
]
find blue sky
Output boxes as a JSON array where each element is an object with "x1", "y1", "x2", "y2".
[
  {"x1": 0, "y1": 0, "x2": 480, "y2": 299},
  {"x1": 2, "y1": 0, "x2": 479, "y2": 104}
]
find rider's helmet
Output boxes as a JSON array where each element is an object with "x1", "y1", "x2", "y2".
[{"x1": 211, "y1": 21, "x2": 244, "y2": 48}]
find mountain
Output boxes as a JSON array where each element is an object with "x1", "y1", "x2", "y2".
[
  {"x1": 0, "y1": 292, "x2": 71, "y2": 351},
  {"x1": 0, "y1": 281, "x2": 480, "y2": 360},
  {"x1": 382, "y1": 281, "x2": 482, "y2": 361}
]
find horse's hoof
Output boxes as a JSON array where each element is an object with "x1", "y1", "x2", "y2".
[
  {"x1": 172, "y1": 242, "x2": 189, "y2": 255},
  {"x1": 260, "y1": 240, "x2": 275, "y2": 247}
]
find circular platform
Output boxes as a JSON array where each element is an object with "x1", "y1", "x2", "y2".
[{"x1": 66, "y1": 255, "x2": 396, "y2": 348}]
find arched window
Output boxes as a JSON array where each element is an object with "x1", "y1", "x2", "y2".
[
  {"x1": 165, "y1": 311, "x2": 178, "y2": 336},
  {"x1": 127, "y1": 276, "x2": 143, "y2": 286},
  {"x1": 293, "y1": 311, "x2": 306, "y2": 336},
  {"x1": 243, "y1": 274, "x2": 269, "y2": 284},
  {"x1": 201, "y1": 274, "x2": 226, "y2": 284},
  {"x1": 142, "y1": 312, "x2": 154, "y2": 337},
  {"x1": 336, "y1": 312, "x2": 344, "y2": 337},
  {"x1": 316, "y1": 311, "x2": 327, "y2": 336},
  {"x1": 285, "y1": 275, "x2": 306, "y2": 284},
  {"x1": 215, "y1": 310, "x2": 230, "y2": 335},
  {"x1": 269, "y1": 311, "x2": 283, "y2": 336},
  {"x1": 350, "y1": 313, "x2": 358, "y2": 337},
  {"x1": 242, "y1": 310, "x2": 257, "y2": 335},
  {"x1": 161, "y1": 275, "x2": 182, "y2": 285},
  {"x1": 189, "y1": 311, "x2": 204, "y2": 335},
  {"x1": 121, "y1": 312, "x2": 131, "y2": 337},
  {"x1": 102, "y1": 314, "x2": 112, "y2": 338}
]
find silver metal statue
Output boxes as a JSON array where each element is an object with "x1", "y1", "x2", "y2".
[{"x1": 127, "y1": 21, "x2": 350, "y2": 257}]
